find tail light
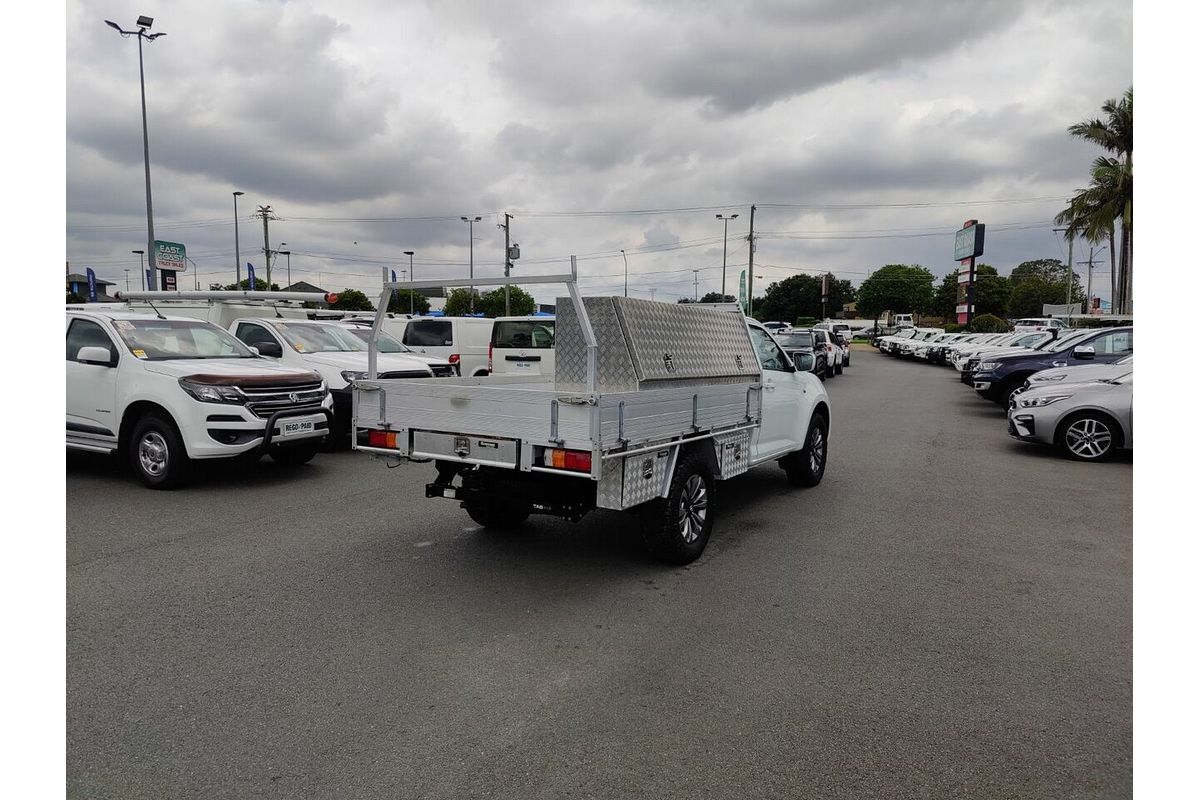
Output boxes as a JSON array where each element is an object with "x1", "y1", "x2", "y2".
[
  {"x1": 367, "y1": 429, "x2": 398, "y2": 448},
  {"x1": 544, "y1": 448, "x2": 592, "y2": 472},
  {"x1": 487, "y1": 344, "x2": 493, "y2": 371},
  {"x1": 448, "y1": 353, "x2": 461, "y2": 365}
]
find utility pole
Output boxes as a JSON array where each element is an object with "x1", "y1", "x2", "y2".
[
  {"x1": 649, "y1": 288, "x2": 656, "y2": 302},
  {"x1": 462, "y1": 216, "x2": 482, "y2": 312},
  {"x1": 693, "y1": 269, "x2": 700, "y2": 301},
  {"x1": 621, "y1": 250, "x2": 629, "y2": 297},
  {"x1": 253, "y1": 205, "x2": 279, "y2": 288},
  {"x1": 1065, "y1": 235, "x2": 1074, "y2": 307},
  {"x1": 716, "y1": 213, "x2": 738, "y2": 297},
  {"x1": 746, "y1": 204, "x2": 757, "y2": 317},
  {"x1": 500, "y1": 213, "x2": 513, "y2": 316}
]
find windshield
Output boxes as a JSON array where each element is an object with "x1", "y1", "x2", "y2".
[
  {"x1": 345, "y1": 327, "x2": 413, "y2": 354},
  {"x1": 776, "y1": 332, "x2": 813, "y2": 348},
  {"x1": 1048, "y1": 330, "x2": 1094, "y2": 353},
  {"x1": 114, "y1": 318, "x2": 257, "y2": 360},
  {"x1": 275, "y1": 322, "x2": 367, "y2": 353},
  {"x1": 492, "y1": 319, "x2": 556, "y2": 348}
]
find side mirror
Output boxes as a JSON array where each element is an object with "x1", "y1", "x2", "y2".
[
  {"x1": 794, "y1": 352, "x2": 815, "y2": 372},
  {"x1": 77, "y1": 346, "x2": 115, "y2": 367},
  {"x1": 1073, "y1": 345, "x2": 1096, "y2": 360},
  {"x1": 255, "y1": 341, "x2": 283, "y2": 358}
]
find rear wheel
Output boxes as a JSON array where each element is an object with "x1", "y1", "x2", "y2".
[
  {"x1": 783, "y1": 412, "x2": 828, "y2": 487},
  {"x1": 128, "y1": 413, "x2": 190, "y2": 489},
  {"x1": 639, "y1": 452, "x2": 714, "y2": 565}
]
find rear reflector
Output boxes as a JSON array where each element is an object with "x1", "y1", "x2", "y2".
[{"x1": 367, "y1": 430, "x2": 398, "y2": 448}]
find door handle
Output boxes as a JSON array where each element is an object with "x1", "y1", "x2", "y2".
[{"x1": 764, "y1": 384, "x2": 776, "y2": 392}]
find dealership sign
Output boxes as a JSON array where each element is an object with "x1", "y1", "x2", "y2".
[
  {"x1": 154, "y1": 240, "x2": 187, "y2": 272},
  {"x1": 953, "y1": 223, "x2": 985, "y2": 261}
]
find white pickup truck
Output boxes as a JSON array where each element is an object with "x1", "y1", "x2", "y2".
[
  {"x1": 66, "y1": 308, "x2": 333, "y2": 488},
  {"x1": 351, "y1": 268, "x2": 831, "y2": 564}
]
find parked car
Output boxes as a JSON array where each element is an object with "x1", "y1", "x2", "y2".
[
  {"x1": 894, "y1": 328, "x2": 945, "y2": 358},
  {"x1": 488, "y1": 316, "x2": 556, "y2": 377},
  {"x1": 1023, "y1": 354, "x2": 1133, "y2": 390},
  {"x1": 1012, "y1": 317, "x2": 1069, "y2": 333},
  {"x1": 1008, "y1": 371, "x2": 1132, "y2": 461},
  {"x1": 399, "y1": 316, "x2": 494, "y2": 377},
  {"x1": 877, "y1": 327, "x2": 922, "y2": 355},
  {"x1": 972, "y1": 326, "x2": 1133, "y2": 406},
  {"x1": 773, "y1": 329, "x2": 829, "y2": 380},
  {"x1": 228, "y1": 317, "x2": 434, "y2": 442},
  {"x1": 761, "y1": 321, "x2": 790, "y2": 333},
  {"x1": 67, "y1": 309, "x2": 333, "y2": 488},
  {"x1": 332, "y1": 320, "x2": 455, "y2": 376},
  {"x1": 812, "y1": 329, "x2": 843, "y2": 376},
  {"x1": 961, "y1": 329, "x2": 1094, "y2": 385}
]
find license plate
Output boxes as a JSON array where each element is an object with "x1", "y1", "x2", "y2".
[
  {"x1": 514, "y1": 361, "x2": 532, "y2": 369},
  {"x1": 280, "y1": 420, "x2": 315, "y2": 437}
]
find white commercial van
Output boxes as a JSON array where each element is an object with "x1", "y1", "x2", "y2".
[
  {"x1": 488, "y1": 316, "x2": 556, "y2": 377},
  {"x1": 399, "y1": 317, "x2": 494, "y2": 376}
]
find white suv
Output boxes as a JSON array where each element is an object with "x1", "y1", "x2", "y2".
[{"x1": 67, "y1": 310, "x2": 333, "y2": 488}]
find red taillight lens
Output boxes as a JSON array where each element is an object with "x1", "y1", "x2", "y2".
[
  {"x1": 487, "y1": 344, "x2": 493, "y2": 371},
  {"x1": 546, "y1": 448, "x2": 592, "y2": 472},
  {"x1": 448, "y1": 353, "x2": 460, "y2": 364},
  {"x1": 367, "y1": 430, "x2": 398, "y2": 448}
]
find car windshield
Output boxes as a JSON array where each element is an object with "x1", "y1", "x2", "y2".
[
  {"x1": 345, "y1": 327, "x2": 412, "y2": 353},
  {"x1": 275, "y1": 322, "x2": 367, "y2": 353},
  {"x1": 114, "y1": 318, "x2": 257, "y2": 360},
  {"x1": 776, "y1": 332, "x2": 813, "y2": 348},
  {"x1": 1048, "y1": 330, "x2": 1095, "y2": 353}
]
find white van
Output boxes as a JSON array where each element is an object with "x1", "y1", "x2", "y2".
[
  {"x1": 399, "y1": 317, "x2": 494, "y2": 376},
  {"x1": 488, "y1": 316, "x2": 556, "y2": 377}
]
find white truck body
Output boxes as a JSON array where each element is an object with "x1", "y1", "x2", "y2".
[
  {"x1": 351, "y1": 267, "x2": 831, "y2": 564},
  {"x1": 399, "y1": 317, "x2": 494, "y2": 376},
  {"x1": 66, "y1": 307, "x2": 333, "y2": 488}
]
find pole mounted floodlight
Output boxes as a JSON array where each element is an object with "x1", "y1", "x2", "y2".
[
  {"x1": 106, "y1": 15, "x2": 167, "y2": 288},
  {"x1": 404, "y1": 251, "x2": 415, "y2": 315},
  {"x1": 132, "y1": 249, "x2": 146, "y2": 291}
]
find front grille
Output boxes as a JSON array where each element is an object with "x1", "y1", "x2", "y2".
[
  {"x1": 240, "y1": 379, "x2": 327, "y2": 419},
  {"x1": 378, "y1": 370, "x2": 431, "y2": 379},
  {"x1": 430, "y1": 365, "x2": 455, "y2": 378}
]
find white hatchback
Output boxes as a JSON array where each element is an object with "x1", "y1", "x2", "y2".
[{"x1": 488, "y1": 316, "x2": 556, "y2": 377}]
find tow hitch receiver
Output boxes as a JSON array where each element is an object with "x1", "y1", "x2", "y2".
[{"x1": 426, "y1": 460, "x2": 464, "y2": 499}]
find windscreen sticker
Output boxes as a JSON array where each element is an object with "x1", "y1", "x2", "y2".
[
  {"x1": 293, "y1": 342, "x2": 305, "y2": 352},
  {"x1": 132, "y1": 349, "x2": 148, "y2": 359},
  {"x1": 115, "y1": 320, "x2": 135, "y2": 330}
]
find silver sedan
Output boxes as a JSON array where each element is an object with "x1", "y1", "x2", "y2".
[{"x1": 1007, "y1": 372, "x2": 1132, "y2": 461}]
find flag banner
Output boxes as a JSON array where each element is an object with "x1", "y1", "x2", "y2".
[
  {"x1": 86, "y1": 267, "x2": 97, "y2": 302},
  {"x1": 247, "y1": 263, "x2": 256, "y2": 289}
]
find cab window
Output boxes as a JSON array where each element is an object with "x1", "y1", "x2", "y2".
[
  {"x1": 748, "y1": 326, "x2": 791, "y2": 372},
  {"x1": 1089, "y1": 330, "x2": 1133, "y2": 355},
  {"x1": 67, "y1": 318, "x2": 116, "y2": 363}
]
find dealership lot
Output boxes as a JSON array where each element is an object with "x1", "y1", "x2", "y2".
[{"x1": 67, "y1": 347, "x2": 1131, "y2": 799}]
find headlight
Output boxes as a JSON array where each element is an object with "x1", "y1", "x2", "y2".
[
  {"x1": 1031, "y1": 373, "x2": 1067, "y2": 382},
  {"x1": 179, "y1": 378, "x2": 245, "y2": 404},
  {"x1": 1019, "y1": 394, "x2": 1072, "y2": 408},
  {"x1": 340, "y1": 370, "x2": 368, "y2": 383},
  {"x1": 978, "y1": 361, "x2": 1002, "y2": 371}
]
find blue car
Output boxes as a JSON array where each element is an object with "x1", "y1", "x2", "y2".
[{"x1": 970, "y1": 326, "x2": 1133, "y2": 406}]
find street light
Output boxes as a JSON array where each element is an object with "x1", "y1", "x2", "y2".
[
  {"x1": 404, "y1": 250, "x2": 415, "y2": 315},
  {"x1": 124, "y1": 268, "x2": 130, "y2": 292},
  {"x1": 132, "y1": 250, "x2": 145, "y2": 291},
  {"x1": 693, "y1": 269, "x2": 700, "y2": 301},
  {"x1": 716, "y1": 213, "x2": 739, "y2": 298},
  {"x1": 278, "y1": 249, "x2": 292, "y2": 287},
  {"x1": 461, "y1": 216, "x2": 481, "y2": 312},
  {"x1": 233, "y1": 191, "x2": 244, "y2": 285},
  {"x1": 621, "y1": 250, "x2": 629, "y2": 298},
  {"x1": 106, "y1": 15, "x2": 166, "y2": 289}
]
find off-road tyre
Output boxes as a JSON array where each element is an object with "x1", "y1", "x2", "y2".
[
  {"x1": 464, "y1": 498, "x2": 532, "y2": 530},
  {"x1": 783, "y1": 412, "x2": 828, "y2": 487},
  {"x1": 639, "y1": 452, "x2": 715, "y2": 565}
]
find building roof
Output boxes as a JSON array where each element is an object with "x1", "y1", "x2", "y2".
[{"x1": 283, "y1": 280, "x2": 327, "y2": 294}]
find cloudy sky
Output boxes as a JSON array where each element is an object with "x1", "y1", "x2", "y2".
[{"x1": 64, "y1": 0, "x2": 1132, "y2": 306}]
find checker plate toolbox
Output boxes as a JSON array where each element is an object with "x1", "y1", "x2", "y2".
[{"x1": 352, "y1": 260, "x2": 765, "y2": 511}]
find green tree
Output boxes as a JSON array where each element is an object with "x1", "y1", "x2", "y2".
[
  {"x1": 388, "y1": 289, "x2": 431, "y2": 315},
  {"x1": 699, "y1": 292, "x2": 736, "y2": 303},
  {"x1": 223, "y1": 278, "x2": 281, "y2": 291},
  {"x1": 934, "y1": 271, "x2": 960, "y2": 319},
  {"x1": 935, "y1": 265, "x2": 1010, "y2": 320},
  {"x1": 967, "y1": 313, "x2": 1009, "y2": 333},
  {"x1": 477, "y1": 286, "x2": 536, "y2": 317},
  {"x1": 856, "y1": 264, "x2": 936, "y2": 325},
  {"x1": 1008, "y1": 276, "x2": 1083, "y2": 318},
  {"x1": 330, "y1": 289, "x2": 374, "y2": 311},
  {"x1": 1055, "y1": 88, "x2": 1132, "y2": 313},
  {"x1": 756, "y1": 274, "x2": 855, "y2": 323},
  {"x1": 67, "y1": 291, "x2": 86, "y2": 304}
]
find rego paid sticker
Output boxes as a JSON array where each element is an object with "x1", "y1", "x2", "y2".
[
  {"x1": 115, "y1": 320, "x2": 135, "y2": 331},
  {"x1": 132, "y1": 349, "x2": 148, "y2": 359}
]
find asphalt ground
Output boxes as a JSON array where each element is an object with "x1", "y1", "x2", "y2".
[{"x1": 66, "y1": 345, "x2": 1132, "y2": 799}]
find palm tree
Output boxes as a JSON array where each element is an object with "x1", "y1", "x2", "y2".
[{"x1": 1056, "y1": 88, "x2": 1132, "y2": 313}]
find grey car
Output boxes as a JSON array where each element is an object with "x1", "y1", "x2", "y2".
[{"x1": 1007, "y1": 371, "x2": 1132, "y2": 461}]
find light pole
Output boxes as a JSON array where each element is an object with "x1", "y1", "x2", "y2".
[
  {"x1": 716, "y1": 213, "x2": 738, "y2": 297},
  {"x1": 106, "y1": 16, "x2": 166, "y2": 288},
  {"x1": 232, "y1": 191, "x2": 244, "y2": 285},
  {"x1": 404, "y1": 251, "x2": 415, "y2": 315},
  {"x1": 649, "y1": 288, "x2": 656, "y2": 302},
  {"x1": 279, "y1": 244, "x2": 292, "y2": 287},
  {"x1": 461, "y1": 216, "x2": 481, "y2": 312},
  {"x1": 621, "y1": 250, "x2": 629, "y2": 297},
  {"x1": 124, "y1": 269, "x2": 130, "y2": 292},
  {"x1": 693, "y1": 269, "x2": 700, "y2": 301},
  {"x1": 132, "y1": 250, "x2": 145, "y2": 290}
]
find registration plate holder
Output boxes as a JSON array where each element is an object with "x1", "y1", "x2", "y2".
[{"x1": 280, "y1": 419, "x2": 315, "y2": 438}]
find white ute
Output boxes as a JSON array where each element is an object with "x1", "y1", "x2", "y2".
[
  {"x1": 353, "y1": 269, "x2": 831, "y2": 564},
  {"x1": 66, "y1": 308, "x2": 333, "y2": 488}
]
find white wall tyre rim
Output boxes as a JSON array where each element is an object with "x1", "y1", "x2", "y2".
[{"x1": 138, "y1": 432, "x2": 169, "y2": 477}]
